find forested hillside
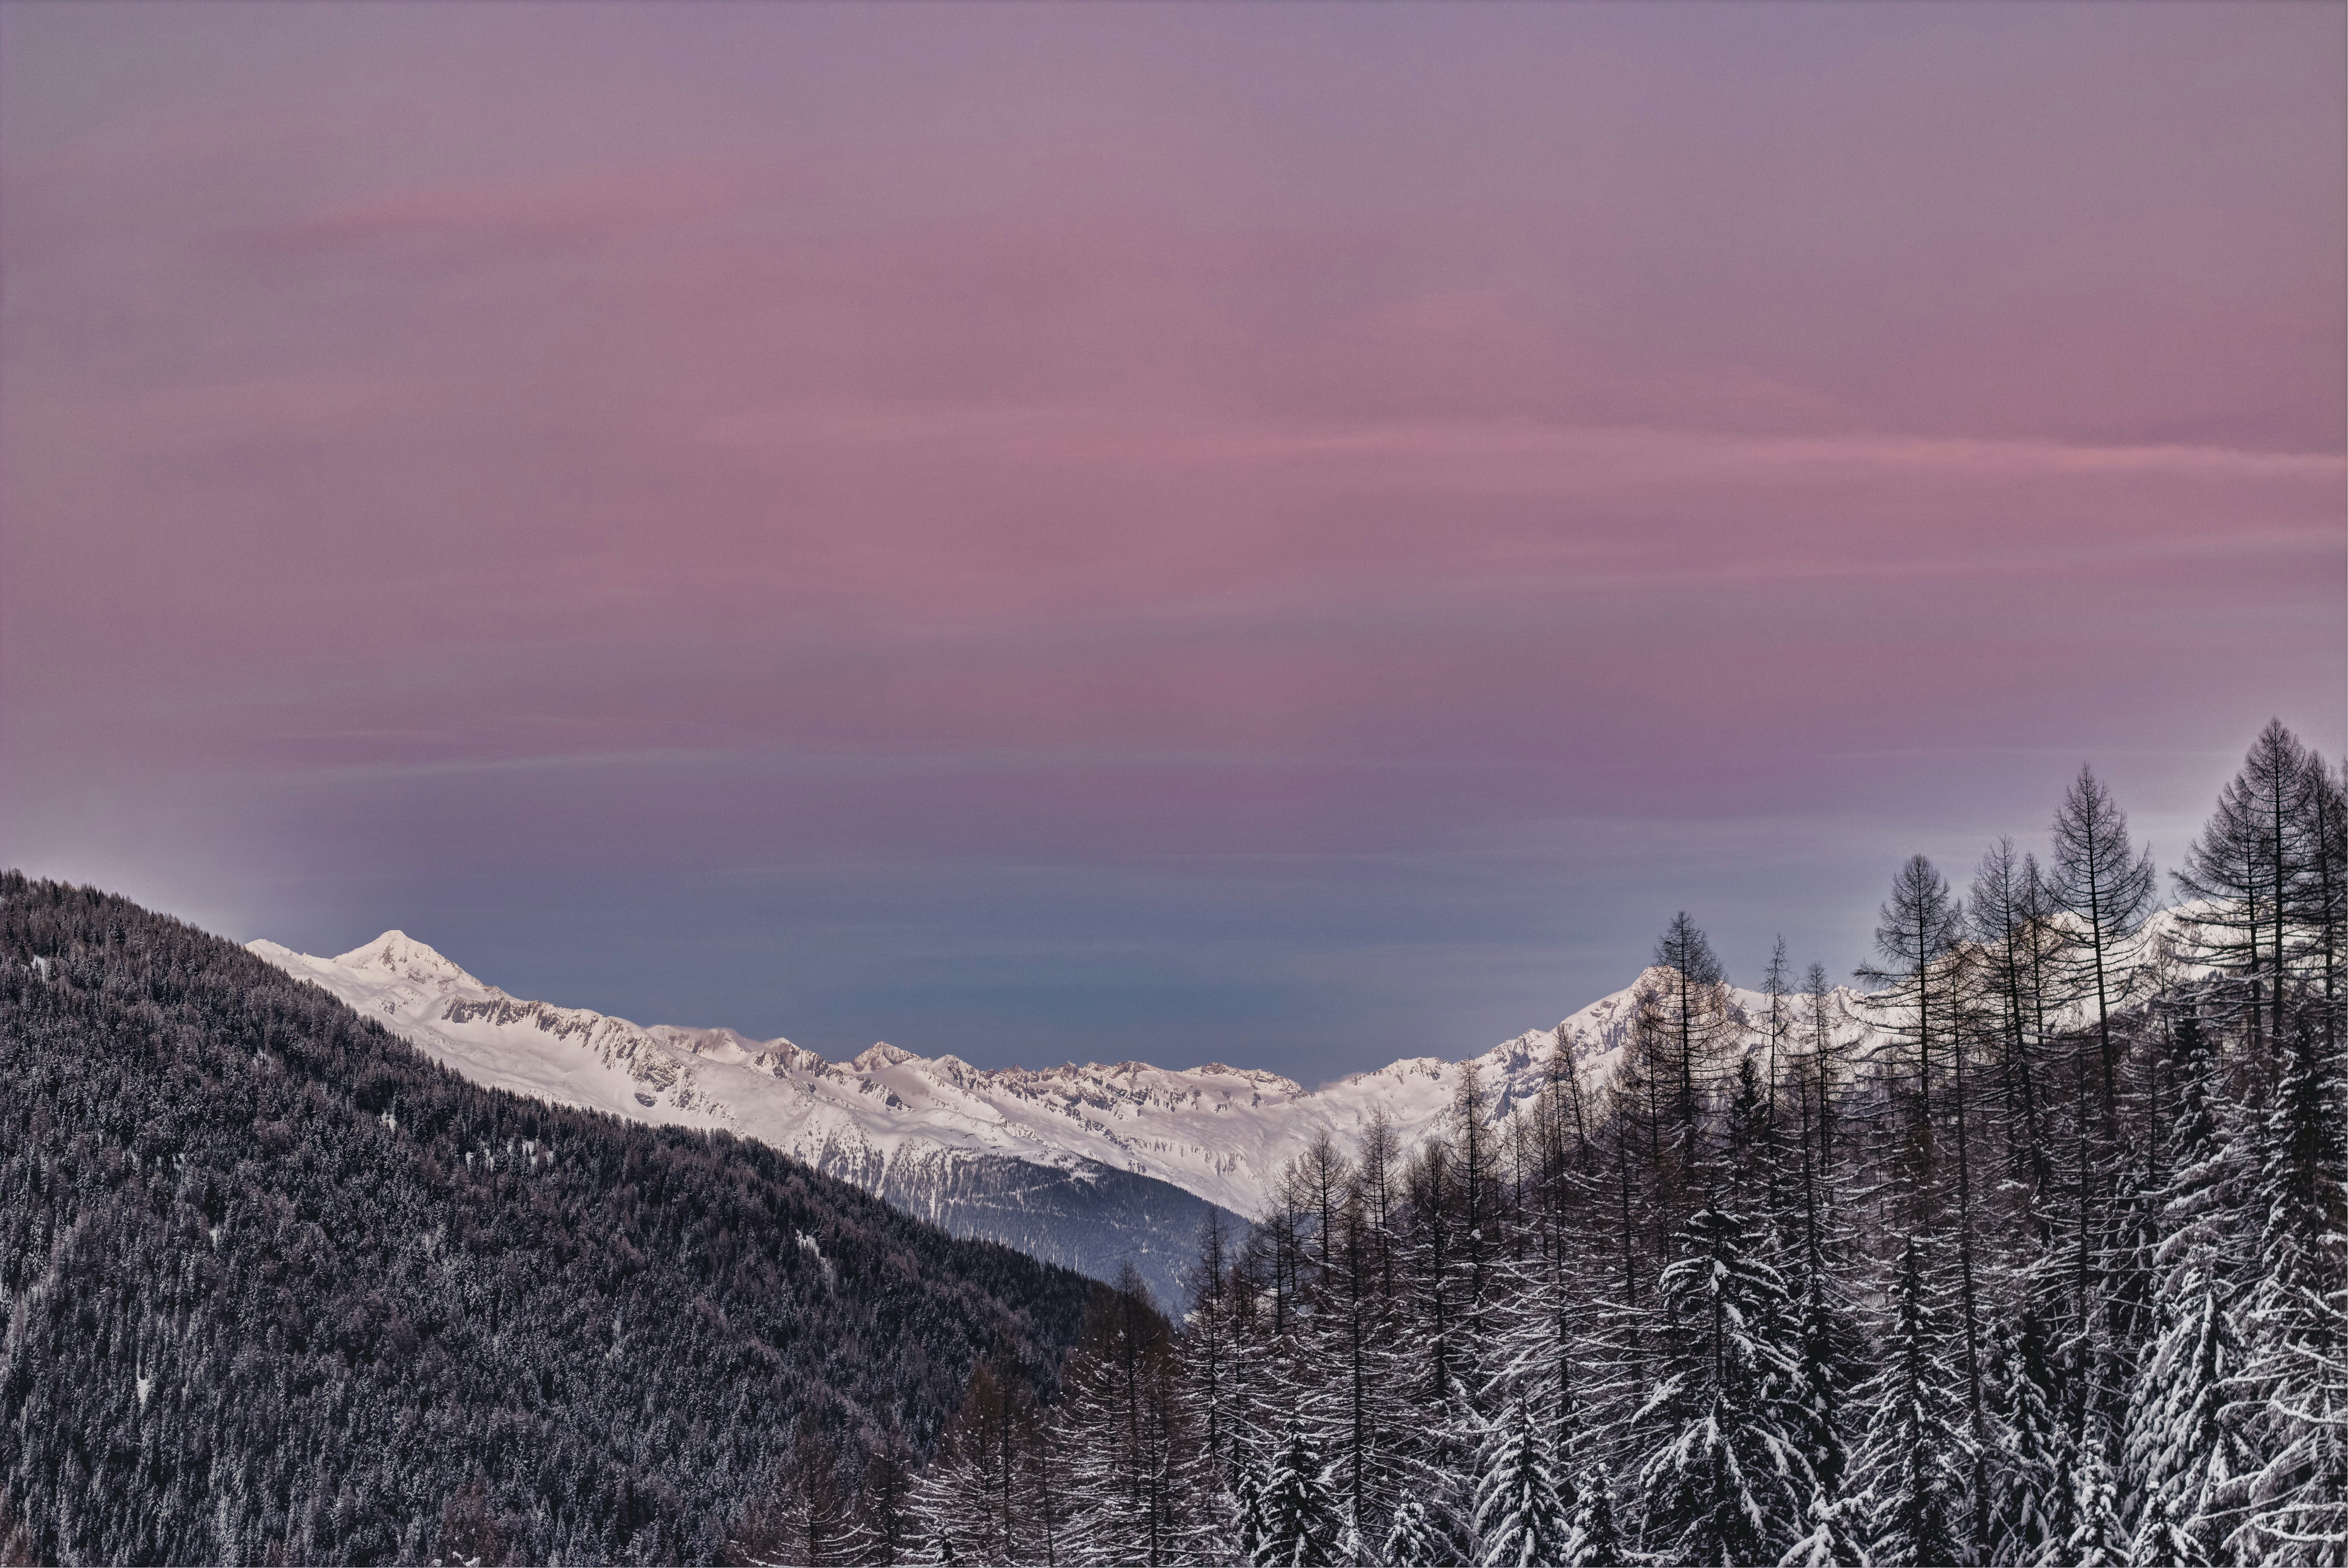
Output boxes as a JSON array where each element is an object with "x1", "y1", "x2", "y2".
[
  {"x1": 905, "y1": 721, "x2": 2347, "y2": 1567},
  {"x1": 0, "y1": 877, "x2": 1096, "y2": 1566}
]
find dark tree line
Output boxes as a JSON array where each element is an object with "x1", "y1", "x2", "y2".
[
  {"x1": 0, "y1": 875, "x2": 1097, "y2": 1566},
  {"x1": 913, "y1": 720, "x2": 2347, "y2": 1567}
]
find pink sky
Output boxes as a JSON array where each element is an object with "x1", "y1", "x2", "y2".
[{"x1": 4, "y1": 3, "x2": 2341, "y2": 1075}]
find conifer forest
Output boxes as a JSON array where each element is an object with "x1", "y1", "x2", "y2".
[
  {"x1": 3, "y1": 719, "x2": 2344, "y2": 1567},
  {"x1": 831, "y1": 722, "x2": 2348, "y2": 1568}
]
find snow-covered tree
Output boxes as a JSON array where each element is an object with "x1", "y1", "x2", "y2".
[
  {"x1": 1779, "y1": 1488, "x2": 1870, "y2": 1568},
  {"x1": 2225, "y1": 1012, "x2": 2348, "y2": 1565},
  {"x1": 1380, "y1": 1498, "x2": 1441, "y2": 1567},
  {"x1": 2119, "y1": 1004, "x2": 2251, "y2": 1568},
  {"x1": 1857, "y1": 1238, "x2": 1970, "y2": 1567},
  {"x1": 2064, "y1": 1422, "x2": 2124, "y2": 1568},
  {"x1": 1570, "y1": 1467, "x2": 1624, "y2": 1568},
  {"x1": 1252, "y1": 1424, "x2": 1338, "y2": 1568},
  {"x1": 1983, "y1": 1310, "x2": 2071, "y2": 1567},
  {"x1": 1634, "y1": 1208, "x2": 1810, "y2": 1564},
  {"x1": 1473, "y1": 1397, "x2": 1572, "y2": 1567}
]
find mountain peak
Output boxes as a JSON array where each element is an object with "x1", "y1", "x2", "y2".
[{"x1": 330, "y1": 930, "x2": 486, "y2": 990}]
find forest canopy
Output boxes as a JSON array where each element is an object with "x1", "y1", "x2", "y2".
[{"x1": 0, "y1": 876, "x2": 1095, "y2": 1566}]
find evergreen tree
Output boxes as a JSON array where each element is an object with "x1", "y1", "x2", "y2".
[
  {"x1": 1634, "y1": 1209, "x2": 1809, "y2": 1565},
  {"x1": 1473, "y1": 1397, "x2": 1572, "y2": 1567},
  {"x1": 1857, "y1": 1239, "x2": 1969, "y2": 1568},
  {"x1": 1984, "y1": 1311, "x2": 2071, "y2": 1567},
  {"x1": 1788, "y1": 1270, "x2": 1860, "y2": 1518},
  {"x1": 1779, "y1": 1489, "x2": 1870, "y2": 1568},
  {"x1": 2064, "y1": 1425, "x2": 2124, "y2": 1568},
  {"x1": 2118, "y1": 1002, "x2": 2250, "y2": 1568},
  {"x1": 1380, "y1": 1498, "x2": 1441, "y2": 1568},
  {"x1": 2120, "y1": 1257, "x2": 2242, "y2": 1568},
  {"x1": 1253, "y1": 1424, "x2": 1338, "y2": 1568},
  {"x1": 2226, "y1": 1013, "x2": 2348, "y2": 1565},
  {"x1": 0, "y1": 876, "x2": 1096, "y2": 1568},
  {"x1": 1572, "y1": 1467, "x2": 1624, "y2": 1568}
]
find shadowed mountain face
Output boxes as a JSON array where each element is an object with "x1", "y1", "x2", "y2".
[
  {"x1": 0, "y1": 875, "x2": 1096, "y2": 1566},
  {"x1": 864, "y1": 1150, "x2": 1233, "y2": 1313}
]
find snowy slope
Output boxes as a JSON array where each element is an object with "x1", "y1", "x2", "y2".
[{"x1": 247, "y1": 931, "x2": 1880, "y2": 1222}]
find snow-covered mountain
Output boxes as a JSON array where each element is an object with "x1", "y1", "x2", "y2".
[
  {"x1": 247, "y1": 907, "x2": 2202, "y2": 1300},
  {"x1": 247, "y1": 932, "x2": 1864, "y2": 1213}
]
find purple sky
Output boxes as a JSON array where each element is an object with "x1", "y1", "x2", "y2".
[{"x1": 5, "y1": 3, "x2": 2341, "y2": 1080}]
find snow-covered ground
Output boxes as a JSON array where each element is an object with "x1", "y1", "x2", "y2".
[{"x1": 248, "y1": 930, "x2": 1878, "y2": 1220}]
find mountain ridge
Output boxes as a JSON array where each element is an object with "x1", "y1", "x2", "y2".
[{"x1": 247, "y1": 929, "x2": 1883, "y2": 1224}]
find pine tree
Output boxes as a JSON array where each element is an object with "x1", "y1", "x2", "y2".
[
  {"x1": 2226, "y1": 1012, "x2": 2348, "y2": 1565},
  {"x1": 1572, "y1": 1467, "x2": 1624, "y2": 1568},
  {"x1": 1380, "y1": 1498, "x2": 1441, "y2": 1567},
  {"x1": 1634, "y1": 1209, "x2": 1809, "y2": 1565},
  {"x1": 1857, "y1": 1238, "x2": 1969, "y2": 1568},
  {"x1": 1473, "y1": 1397, "x2": 1572, "y2": 1567},
  {"x1": 1788, "y1": 1270, "x2": 1859, "y2": 1519},
  {"x1": 2064, "y1": 1424, "x2": 2124, "y2": 1568},
  {"x1": 1232, "y1": 1465, "x2": 1267, "y2": 1568},
  {"x1": 2120, "y1": 1256, "x2": 2242, "y2": 1568},
  {"x1": 1779, "y1": 1489, "x2": 1870, "y2": 1568},
  {"x1": 2118, "y1": 1001, "x2": 2249, "y2": 1568},
  {"x1": 1252, "y1": 1424, "x2": 1338, "y2": 1568}
]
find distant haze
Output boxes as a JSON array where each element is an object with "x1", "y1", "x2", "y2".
[{"x1": 4, "y1": 3, "x2": 2341, "y2": 1080}]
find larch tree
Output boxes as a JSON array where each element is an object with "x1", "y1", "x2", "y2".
[
  {"x1": 1855, "y1": 854, "x2": 1966, "y2": 1219},
  {"x1": 1972, "y1": 837, "x2": 2057, "y2": 1221},
  {"x1": 2050, "y1": 764, "x2": 2159, "y2": 1134},
  {"x1": 1652, "y1": 913, "x2": 1735, "y2": 1187},
  {"x1": 2174, "y1": 720, "x2": 2317, "y2": 1057}
]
